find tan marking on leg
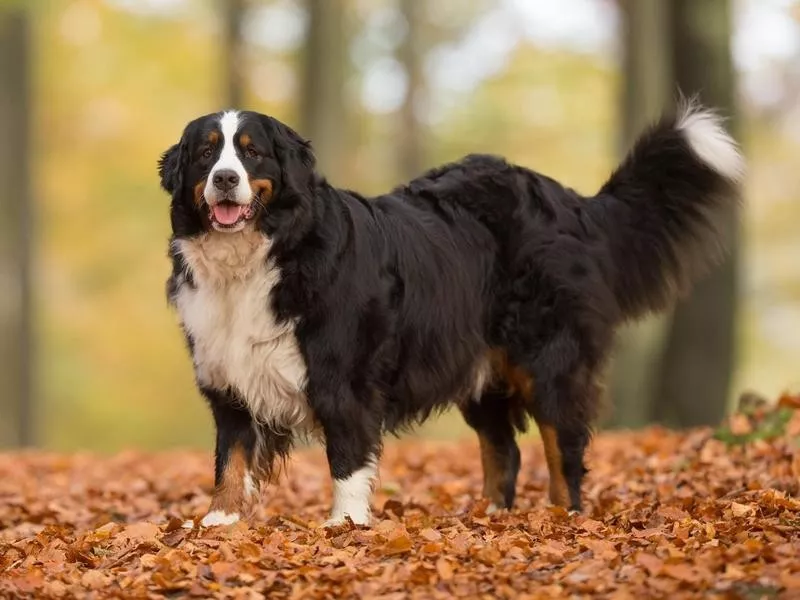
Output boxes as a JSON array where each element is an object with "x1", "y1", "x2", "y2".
[
  {"x1": 539, "y1": 424, "x2": 570, "y2": 507},
  {"x1": 478, "y1": 433, "x2": 506, "y2": 507},
  {"x1": 208, "y1": 444, "x2": 254, "y2": 517}
]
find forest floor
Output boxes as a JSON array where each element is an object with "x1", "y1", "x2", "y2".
[{"x1": 1, "y1": 395, "x2": 799, "y2": 599}]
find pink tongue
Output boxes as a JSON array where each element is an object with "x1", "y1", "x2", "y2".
[{"x1": 212, "y1": 203, "x2": 244, "y2": 225}]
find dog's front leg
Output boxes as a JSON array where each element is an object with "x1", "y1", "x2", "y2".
[
  {"x1": 312, "y1": 387, "x2": 381, "y2": 527},
  {"x1": 185, "y1": 387, "x2": 260, "y2": 527}
]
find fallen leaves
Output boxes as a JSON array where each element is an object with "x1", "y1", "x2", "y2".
[
  {"x1": 1, "y1": 397, "x2": 799, "y2": 598},
  {"x1": 730, "y1": 501, "x2": 755, "y2": 518}
]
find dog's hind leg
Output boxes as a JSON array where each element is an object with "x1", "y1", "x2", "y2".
[
  {"x1": 460, "y1": 386, "x2": 526, "y2": 511},
  {"x1": 530, "y1": 414, "x2": 591, "y2": 511},
  {"x1": 527, "y1": 331, "x2": 600, "y2": 512}
]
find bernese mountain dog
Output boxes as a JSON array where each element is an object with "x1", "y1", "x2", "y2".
[{"x1": 158, "y1": 101, "x2": 744, "y2": 527}]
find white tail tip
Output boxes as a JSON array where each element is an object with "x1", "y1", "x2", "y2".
[{"x1": 677, "y1": 100, "x2": 746, "y2": 184}]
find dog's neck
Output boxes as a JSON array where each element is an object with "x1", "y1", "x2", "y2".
[{"x1": 175, "y1": 229, "x2": 271, "y2": 287}]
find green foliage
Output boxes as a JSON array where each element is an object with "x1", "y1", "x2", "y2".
[
  {"x1": 728, "y1": 583, "x2": 782, "y2": 600},
  {"x1": 713, "y1": 407, "x2": 794, "y2": 446}
]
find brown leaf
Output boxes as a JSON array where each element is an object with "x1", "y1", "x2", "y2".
[
  {"x1": 139, "y1": 553, "x2": 158, "y2": 568},
  {"x1": 730, "y1": 502, "x2": 755, "y2": 517},
  {"x1": 420, "y1": 542, "x2": 444, "y2": 554},
  {"x1": 210, "y1": 560, "x2": 238, "y2": 583},
  {"x1": 80, "y1": 570, "x2": 111, "y2": 590},
  {"x1": 656, "y1": 505, "x2": 690, "y2": 521},
  {"x1": 635, "y1": 552, "x2": 663, "y2": 576},
  {"x1": 118, "y1": 522, "x2": 160, "y2": 545},
  {"x1": 777, "y1": 392, "x2": 800, "y2": 409},
  {"x1": 780, "y1": 572, "x2": 800, "y2": 589},
  {"x1": 65, "y1": 546, "x2": 96, "y2": 568},
  {"x1": 728, "y1": 414, "x2": 753, "y2": 436},
  {"x1": 435, "y1": 558, "x2": 454, "y2": 581},
  {"x1": 382, "y1": 499, "x2": 405, "y2": 517},
  {"x1": 238, "y1": 541, "x2": 262, "y2": 562},
  {"x1": 161, "y1": 528, "x2": 189, "y2": 548},
  {"x1": 164, "y1": 517, "x2": 185, "y2": 533},
  {"x1": 578, "y1": 518, "x2": 604, "y2": 533},
  {"x1": 662, "y1": 563, "x2": 700, "y2": 583},
  {"x1": 419, "y1": 528, "x2": 441, "y2": 542},
  {"x1": 4, "y1": 412, "x2": 800, "y2": 598},
  {"x1": 381, "y1": 534, "x2": 413, "y2": 556}
]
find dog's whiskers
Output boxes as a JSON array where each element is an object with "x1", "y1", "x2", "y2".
[{"x1": 250, "y1": 195, "x2": 267, "y2": 212}]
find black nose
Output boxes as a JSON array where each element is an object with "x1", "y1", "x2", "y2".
[{"x1": 212, "y1": 169, "x2": 240, "y2": 192}]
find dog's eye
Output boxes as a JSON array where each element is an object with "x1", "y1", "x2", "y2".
[
  {"x1": 245, "y1": 145, "x2": 260, "y2": 159},
  {"x1": 202, "y1": 147, "x2": 213, "y2": 159}
]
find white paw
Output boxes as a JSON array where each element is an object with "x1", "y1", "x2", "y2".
[
  {"x1": 198, "y1": 510, "x2": 240, "y2": 527},
  {"x1": 486, "y1": 503, "x2": 499, "y2": 514},
  {"x1": 181, "y1": 519, "x2": 195, "y2": 529},
  {"x1": 326, "y1": 459, "x2": 377, "y2": 528},
  {"x1": 322, "y1": 510, "x2": 371, "y2": 527}
]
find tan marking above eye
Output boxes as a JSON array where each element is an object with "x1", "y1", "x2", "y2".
[
  {"x1": 208, "y1": 131, "x2": 219, "y2": 144},
  {"x1": 239, "y1": 133, "x2": 251, "y2": 147}
]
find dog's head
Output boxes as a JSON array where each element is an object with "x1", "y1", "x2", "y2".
[{"x1": 159, "y1": 110, "x2": 315, "y2": 235}]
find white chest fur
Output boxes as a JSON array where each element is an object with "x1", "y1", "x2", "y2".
[{"x1": 173, "y1": 231, "x2": 313, "y2": 431}]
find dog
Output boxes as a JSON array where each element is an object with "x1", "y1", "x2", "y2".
[{"x1": 158, "y1": 101, "x2": 743, "y2": 527}]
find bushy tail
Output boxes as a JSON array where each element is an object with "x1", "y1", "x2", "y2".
[{"x1": 591, "y1": 99, "x2": 745, "y2": 320}]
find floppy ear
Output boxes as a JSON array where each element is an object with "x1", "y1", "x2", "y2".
[
  {"x1": 264, "y1": 117, "x2": 316, "y2": 203},
  {"x1": 159, "y1": 134, "x2": 203, "y2": 236},
  {"x1": 158, "y1": 140, "x2": 185, "y2": 194}
]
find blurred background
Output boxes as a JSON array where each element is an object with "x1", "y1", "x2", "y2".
[{"x1": 0, "y1": 0, "x2": 798, "y2": 451}]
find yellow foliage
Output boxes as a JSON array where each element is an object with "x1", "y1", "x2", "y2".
[{"x1": 29, "y1": 1, "x2": 800, "y2": 450}]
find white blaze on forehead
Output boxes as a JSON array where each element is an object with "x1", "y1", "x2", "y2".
[{"x1": 204, "y1": 110, "x2": 251, "y2": 204}]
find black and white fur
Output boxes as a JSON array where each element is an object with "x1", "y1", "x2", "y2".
[{"x1": 159, "y1": 102, "x2": 744, "y2": 527}]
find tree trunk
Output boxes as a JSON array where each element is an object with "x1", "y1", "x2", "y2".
[
  {"x1": 0, "y1": 7, "x2": 33, "y2": 447},
  {"x1": 397, "y1": 0, "x2": 426, "y2": 181},
  {"x1": 654, "y1": 0, "x2": 739, "y2": 427},
  {"x1": 301, "y1": 0, "x2": 346, "y2": 180},
  {"x1": 605, "y1": 0, "x2": 671, "y2": 428},
  {"x1": 222, "y1": 0, "x2": 246, "y2": 109}
]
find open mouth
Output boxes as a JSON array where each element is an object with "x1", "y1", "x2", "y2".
[{"x1": 209, "y1": 201, "x2": 257, "y2": 229}]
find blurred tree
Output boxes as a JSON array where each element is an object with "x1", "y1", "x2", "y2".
[
  {"x1": 654, "y1": 0, "x2": 739, "y2": 427},
  {"x1": 222, "y1": 0, "x2": 246, "y2": 108},
  {"x1": 397, "y1": 0, "x2": 427, "y2": 180},
  {"x1": 301, "y1": 0, "x2": 347, "y2": 181},
  {"x1": 606, "y1": 0, "x2": 671, "y2": 428},
  {"x1": 0, "y1": 4, "x2": 33, "y2": 447}
]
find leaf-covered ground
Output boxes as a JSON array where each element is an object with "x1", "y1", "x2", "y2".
[{"x1": 2, "y1": 398, "x2": 799, "y2": 599}]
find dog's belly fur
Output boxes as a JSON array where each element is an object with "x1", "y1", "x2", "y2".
[{"x1": 173, "y1": 231, "x2": 312, "y2": 430}]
